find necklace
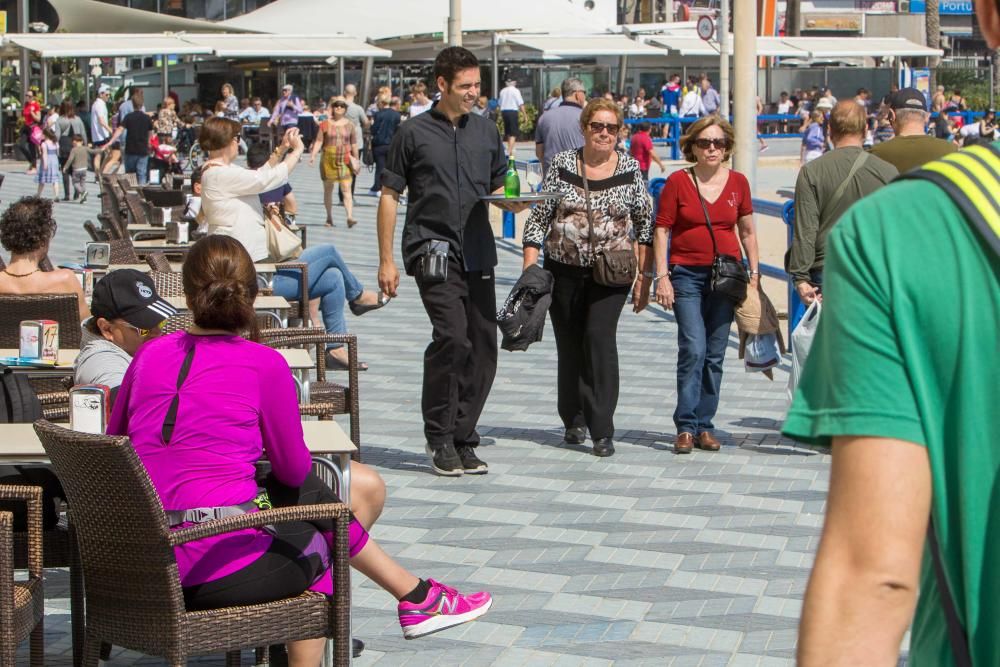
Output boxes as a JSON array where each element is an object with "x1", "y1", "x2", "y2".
[{"x1": 2, "y1": 267, "x2": 40, "y2": 278}]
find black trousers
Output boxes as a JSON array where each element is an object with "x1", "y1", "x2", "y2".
[
  {"x1": 546, "y1": 259, "x2": 629, "y2": 441},
  {"x1": 371, "y1": 145, "x2": 390, "y2": 191},
  {"x1": 415, "y1": 257, "x2": 497, "y2": 449}
]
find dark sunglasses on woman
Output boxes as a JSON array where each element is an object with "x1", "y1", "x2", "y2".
[
  {"x1": 694, "y1": 138, "x2": 729, "y2": 150},
  {"x1": 588, "y1": 122, "x2": 620, "y2": 135}
]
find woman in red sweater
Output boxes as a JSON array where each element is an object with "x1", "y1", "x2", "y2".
[{"x1": 649, "y1": 116, "x2": 760, "y2": 454}]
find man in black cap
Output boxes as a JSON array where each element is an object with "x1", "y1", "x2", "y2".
[
  {"x1": 75, "y1": 269, "x2": 177, "y2": 401},
  {"x1": 870, "y1": 87, "x2": 956, "y2": 174}
]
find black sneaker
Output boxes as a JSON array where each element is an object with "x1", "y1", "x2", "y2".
[
  {"x1": 456, "y1": 445, "x2": 488, "y2": 474},
  {"x1": 425, "y1": 443, "x2": 464, "y2": 477},
  {"x1": 564, "y1": 426, "x2": 586, "y2": 445}
]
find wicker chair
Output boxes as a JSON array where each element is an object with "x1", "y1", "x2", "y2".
[
  {"x1": 101, "y1": 186, "x2": 129, "y2": 240},
  {"x1": 260, "y1": 329, "x2": 362, "y2": 461},
  {"x1": 272, "y1": 261, "x2": 310, "y2": 327},
  {"x1": 84, "y1": 221, "x2": 109, "y2": 243},
  {"x1": 146, "y1": 252, "x2": 173, "y2": 273},
  {"x1": 123, "y1": 192, "x2": 149, "y2": 226},
  {"x1": 108, "y1": 239, "x2": 140, "y2": 265},
  {"x1": 0, "y1": 485, "x2": 44, "y2": 666},
  {"x1": 33, "y1": 420, "x2": 352, "y2": 667}
]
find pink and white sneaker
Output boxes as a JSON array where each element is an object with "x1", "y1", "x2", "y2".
[{"x1": 397, "y1": 579, "x2": 493, "y2": 639}]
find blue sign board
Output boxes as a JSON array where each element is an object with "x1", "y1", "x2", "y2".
[{"x1": 909, "y1": 0, "x2": 973, "y2": 14}]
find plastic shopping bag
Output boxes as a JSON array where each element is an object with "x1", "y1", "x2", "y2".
[
  {"x1": 744, "y1": 333, "x2": 781, "y2": 374},
  {"x1": 788, "y1": 300, "x2": 821, "y2": 402}
]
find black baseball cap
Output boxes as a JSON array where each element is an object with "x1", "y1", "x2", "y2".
[
  {"x1": 90, "y1": 270, "x2": 177, "y2": 329},
  {"x1": 890, "y1": 87, "x2": 928, "y2": 111}
]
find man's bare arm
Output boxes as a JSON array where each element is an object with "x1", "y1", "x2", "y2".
[
  {"x1": 377, "y1": 188, "x2": 401, "y2": 297},
  {"x1": 798, "y1": 436, "x2": 930, "y2": 666}
]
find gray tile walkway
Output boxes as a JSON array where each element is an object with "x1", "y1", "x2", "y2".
[{"x1": 0, "y1": 154, "x2": 857, "y2": 665}]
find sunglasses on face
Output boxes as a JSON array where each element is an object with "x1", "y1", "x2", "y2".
[
  {"x1": 694, "y1": 138, "x2": 729, "y2": 150},
  {"x1": 588, "y1": 121, "x2": 620, "y2": 135},
  {"x1": 124, "y1": 322, "x2": 163, "y2": 338},
  {"x1": 332, "y1": 103, "x2": 347, "y2": 109}
]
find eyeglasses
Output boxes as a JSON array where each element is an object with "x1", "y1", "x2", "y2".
[
  {"x1": 694, "y1": 138, "x2": 729, "y2": 150},
  {"x1": 332, "y1": 103, "x2": 347, "y2": 109},
  {"x1": 588, "y1": 121, "x2": 620, "y2": 135}
]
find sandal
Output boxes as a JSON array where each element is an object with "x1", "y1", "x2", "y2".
[
  {"x1": 349, "y1": 291, "x2": 391, "y2": 316},
  {"x1": 325, "y1": 351, "x2": 368, "y2": 372}
]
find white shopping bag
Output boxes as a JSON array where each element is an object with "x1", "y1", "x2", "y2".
[
  {"x1": 788, "y1": 301, "x2": 821, "y2": 402},
  {"x1": 744, "y1": 333, "x2": 781, "y2": 374}
]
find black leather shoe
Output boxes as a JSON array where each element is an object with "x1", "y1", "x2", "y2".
[
  {"x1": 564, "y1": 426, "x2": 586, "y2": 445},
  {"x1": 353, "y1": 638, "x2": 365, "y2": 657},
  {"x1": 592, "y1": 437, "x2": 615, "y2": 457}
]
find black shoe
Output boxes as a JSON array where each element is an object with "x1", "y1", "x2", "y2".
[
  {"x1": 564, "y1": 426, "x2": 586, "y2": 445},
  {"x1": 349, "y1": 291, "x2": 391, "y2": 316},
  {"x1": 456, "y1": 445, "x2": 488, "y2": 474},
  {"x1": 592, "y1": 437, "x2": 615, "y2": 457},
  {"x1": 353, "y1": 638, "x2": 365, "y2": 657},
  {"x1": 425, "y1": 443, "x2": 464, "y2": 477}
]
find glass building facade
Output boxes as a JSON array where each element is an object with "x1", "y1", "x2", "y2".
[{"x1": 94, "y1": 0, "x2": 277, "y2": 20}]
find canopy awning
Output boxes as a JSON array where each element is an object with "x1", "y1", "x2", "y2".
[
  {"x1": 502, "y1": 34, "x2": 666, "y2": 58},
  {"x1": 47, "y1": 0, "x2": 249, "y2": 34},
  {"x1": 645, "y1": 34, "x2": 942, "y2": 59},
  {"x1": 3, "y1": 33, "x2": 213, "y2": 58},
  {"x1": 177, "y1": 34, "x2": 391, "y2": 59}
]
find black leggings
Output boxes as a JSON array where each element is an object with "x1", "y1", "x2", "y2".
[{"x1": 182, "y1": 470, "x2": 357, "y2": 611}]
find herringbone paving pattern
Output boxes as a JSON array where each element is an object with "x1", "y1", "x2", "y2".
[{"x1": 3, "y1": 156, "x2": 839, "y2": 665}]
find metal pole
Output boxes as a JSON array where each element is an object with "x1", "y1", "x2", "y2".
[
  {"x1": 448, "y1": 0, "x2": 462, "y2": 47},
  {"x1": 360, "y1": 57, "x2": 374, "y2": 110},
  {"x1": 82, "y1": 58, "x2": 91, "y2": 109},
  {"x1": 991, "y1": 60, "x2": 996, "y2": 111},
  {"x1": 161, "y1": 55, "x2": 169, "y2": 106},
  {"x1": 616, "y1": 55, "x2": 628, "y2": 96},
  {"x1": 733, "y1": 0, "x2": 758, "y2": 191},
  {"x1": 41, "y1": 59, "x2": 48, "y2": 104},
  {"x1": 491, "y1": 33, "x2": 499, "y2": 99},
  {"x1": 338, "y1": 58, "x2": 345, "y2": 95},
  {"x1": 19, "y1": 0, "x2": 29, "y2": 102},
  {"x1": 719, "y1": 0, "x2": 730, "y2": 119}
]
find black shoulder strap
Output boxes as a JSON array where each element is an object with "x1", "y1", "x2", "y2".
[
  {"x1": 161, "y1": 345, "x2": 195, "y2": 445},
  {"x1": 897, "y1": 143, "x2": 1000, "y2": 258}
]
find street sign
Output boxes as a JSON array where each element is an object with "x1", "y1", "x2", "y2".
[{"x1": 697, "y1": 15, "x2": 715, "y2": 41}]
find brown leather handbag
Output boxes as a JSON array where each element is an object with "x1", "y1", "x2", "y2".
[{"x1": 580, "y1": 152, "x2": 637, "y2": 288}]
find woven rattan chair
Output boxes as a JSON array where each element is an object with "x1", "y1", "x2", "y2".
[
  {"x1": 0, "y1": 485, "x2": 44, "y2": 666},
  {"x1": 0, "y1": 293, "x2": 82, "y2": 349},
  {"x1": 33, "y1": 420, "x2": 352, "y2": 667},
  {"x1": 146, "y1": 252, "x2": 173, "y2": 273},
  {"x1": 84, "y1": 221, "x2": 109, "y2": 243},
  {"x1": 270, "y1": 261, "x2": 310, "y2": 326},
  {"x1": 260, "y1": 329, "x2": 362, "y2": 461},
  {"x1": 108, "y1": 239, "x2": 140, "y2": 265},
  {"x1": 123, "y1": 192, "x2": 149, "y2": 226},
  {"x1": 101, "y1": 184, "x2": 129, "y2": 241}
]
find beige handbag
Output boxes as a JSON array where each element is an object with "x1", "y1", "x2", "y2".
[{"x1": 264, "y1": 203, "x2": 302, "y2": 262}]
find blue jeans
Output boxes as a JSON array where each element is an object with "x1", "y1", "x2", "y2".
[
  {"x1": 670, "y1": 265, "x2": 736, "y2": 435},
  {"x1": 271, "y1": 245, "x2": 364, "y2": 349},
  {"x1": 123, "y1": 154, "x2": 149, "y2": 185}
]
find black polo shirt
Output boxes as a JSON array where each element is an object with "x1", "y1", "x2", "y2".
[{"x1": 382, "y1": 104, "x2": 507, "y2": 274}]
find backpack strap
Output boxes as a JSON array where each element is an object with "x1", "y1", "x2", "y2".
[{"x1": 898, "y1": 143, "x2": 1000, "y2": 257}]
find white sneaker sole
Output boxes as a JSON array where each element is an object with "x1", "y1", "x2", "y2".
[
  {"x1": 425, "y1": 443, "x2": 463, "y2": 477},
  {"x1": 402, "y1": 596, "x2": 493, "y2": 639}
]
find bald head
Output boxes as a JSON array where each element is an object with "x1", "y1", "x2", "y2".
[
  {"x1": 828, "y1": 100, "x2": 867, "y2": 140},
  {"x1": 344, "y1": 84, "x2": 358, "y2": 99}
]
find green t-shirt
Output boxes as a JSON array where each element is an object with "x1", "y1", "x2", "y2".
[
  {"x1": 783, "y1": 178, "x2": 1000, "y2": 666},
  {"x1": 869, "y1": 133, "x2": 957, "y2": 174}
]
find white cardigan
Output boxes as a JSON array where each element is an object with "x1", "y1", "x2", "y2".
[{"x1": 201, "y1": 161, "x2": 288, "y2": 262}]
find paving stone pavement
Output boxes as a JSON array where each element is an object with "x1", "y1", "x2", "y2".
[{"x1": 3, "y1": 154, "x2": 845, "y2": 665}]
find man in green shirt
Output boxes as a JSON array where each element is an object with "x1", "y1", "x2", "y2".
[
  {"x1": 789, "y1": 100, "x2": 897, "y2": 304},
  {"x1": 870, "y1": 87, "x2": 957, "y2": 174},
  {"x1": 784, "y1": 5, "x2": 1000, "y2": 660}
]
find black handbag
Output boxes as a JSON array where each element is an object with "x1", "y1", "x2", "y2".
[
  {"x1": 580, "y1": 151, "x2": 637, "y2": 288},
  {"x1": 690, "y1": 168, "x2": 748, "y2": 302}
]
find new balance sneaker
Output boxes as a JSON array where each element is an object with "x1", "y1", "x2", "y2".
[
  {"x1": 398, "y1": 579, "x2": 493, "y2": 639},
  {"x1": 425, "y1": 443, "x2": 464, "y2": 477},
  {"x1": 456, "y1": 445, "x2": 488, "y2": 474}
]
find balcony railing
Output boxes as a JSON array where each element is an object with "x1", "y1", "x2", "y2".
[{"x1": 855, "y1": 1, "x2": 898, "y2": 10}]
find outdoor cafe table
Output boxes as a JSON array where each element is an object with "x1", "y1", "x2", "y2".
[
  {"x1": 0, "y1": 348, "x2": 315, "y2": 402},
  {"x1": 127, "y1": 223, "x2": 167, "y2": 240},
  {"x1": 131, "y1": 239, "x2": 194, "y2": 257},
  {"x1": 164, "y1": 295, "x2": 292, "y2": 328},
  {"x1": 106, "y1": 263, "x2": 281, "y2": 286}
]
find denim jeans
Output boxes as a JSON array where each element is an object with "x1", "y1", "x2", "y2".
[
  {"x1": 670, "y1": 264, "x2": 736, "y2": 435},
  {"x1": 271, "y1": 244, "x2": 364, "y2": 349},
  {"x1": 371, "y1": 145, "x2": 390, "y2": 191},
  {"x1": 123, "y1": 153, "x2": 149, "y2": 185}
]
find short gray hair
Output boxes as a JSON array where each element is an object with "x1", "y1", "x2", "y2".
[
  {"x1": 894, "y1": 108, "x2": 929, "y2": 127},
  {"x1": 561, "y1": 78, "x2": 585, "y2": 99}
]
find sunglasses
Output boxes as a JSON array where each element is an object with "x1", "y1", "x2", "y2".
[
  {"x1": 124, "y1": 322, "x2": 163, "y2": 338},
  {"x1": 332, "y1": 103, "x2": 347, "y2": 109},
  {"x1": 588, "y1": 121, "x2": 620, "y2": 135},
  {"x1": 694, "y1": 138, "x2": 729, "y2": 150}
]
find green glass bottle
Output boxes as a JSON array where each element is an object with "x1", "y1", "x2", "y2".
[{"x1": 504, "y1": 158, "x2": 521, "y2": 198}]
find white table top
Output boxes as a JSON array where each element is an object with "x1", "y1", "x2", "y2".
[
  {"x1": 106, "y1": 263, "x2": 280, "y2": 275},
  {"x1": 131, "y1": 239, "x2": 193, "y2": 251},
  {"x1": 0, "y1": 348, "x2": 313, "y2": 371},
  {"x1": 164, "y1": 295, "x2": 290, "y2": 311},
  {"x1": 0, "y1": 420, "x2": 355, "y2": 465}
]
